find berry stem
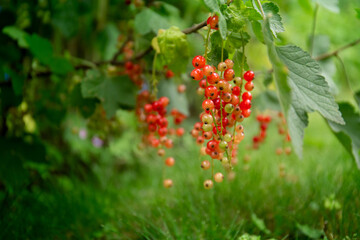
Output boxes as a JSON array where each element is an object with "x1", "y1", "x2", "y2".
[
  {"x1": 256, "y1": 0, "x2": 266, "y2": 20},
  {"x1": 204, "y1": 25, "x2": 212, "y2": 64},
  {"x1": 151, "y1": 53, "x2": 158, "y2": 96}
]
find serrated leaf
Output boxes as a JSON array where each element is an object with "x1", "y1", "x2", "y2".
[
  {"x1": 328, "y1": 103, "x2": 360, "y2": 168},
  {"x1": 251, "y1": 213, "x2": 271, "y2": 234},
  {"x1": 134, "y1": 8, "x2": 169, "y2": 35},
  {"x1": 275, "y1": 45, "x2": 344, "y2": 157},
  {"x1": 208, "y1": 31, "x2": 228, "y2": 66},
  {"x1": 158, "y1": 80, "x2": 189, "y2": 116},
  {"x1": 276, "y1": 45, "x2": 344, "y2": 125},
  {"x1": 315, "y1": 0, "x2": 339, "y2": 13},
  {"x1": 2, "y1": 26, "x2": 29, "y2": 48},
  {"x1": 81, "y1": 69, "x2": 137, "y2": 118},
  {"x1": 225, "y1": 32, "x2": 250, "y2": 53},
  {"x1": 253, "y1": 90, "x2": 281, "y2": 111},
  {"x1": 262, "y1": 20, "x2": 291, "y2": 114},
  {"x1": 157, "y1": 26, "x2": 189, "y2": 73},
  {"x1": 25, "y1": 34, "x2": 53, "y2": 64},
  {"x1": 296, "y1": 223, "x2": 324, "y2": 238},
  {"x1": 263, "y1": 2, "x2": 284, "y2": 38}
]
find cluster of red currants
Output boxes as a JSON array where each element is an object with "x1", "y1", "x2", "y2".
[
  {"x1": 124, "y1": 61, "x2": 143, "y2": 87},
  {"x1": 135, "y1": 90, "x2": 186, "y2": 188},
  {"x1": 275, "y1": 112, "x2": 292, "y2": 156},
  {"x1": 251, "y1": 114, "x2": 272, "y2": 149},
  {"x1": 189, "y1": 55, "x2": 255, "y2": 189}
]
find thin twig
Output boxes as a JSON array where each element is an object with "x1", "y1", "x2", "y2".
[
  {"x1": 28, "y1": 20, "x2": 208, "y2": 78},
  {"x1": 309, "y1": 4, "x2": 319, "y2": 57},
  {"x1": 256, "y1": 0, "x2": 266, "y2": 19},
  {"x1": 315, "y1": 38, "x2": 360, "y2": 61}
]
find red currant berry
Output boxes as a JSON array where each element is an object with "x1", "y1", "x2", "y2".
[
  {"x1": 244, "y1": 81, "x2": 254, "y2": 91},
  {"x1": 194, "y1": 122, "x2": 202, "y2": 131},
  {"x1": 165, "y1": 157, "x2": 175, "y2": 167},
  {"x1": 207, "y1": 72, "x2": 220, "y2": 84},
  {"x1": 240, "y1": 99, "x2": 251, "y2": 110},
  {"x1": 232, "y1": 86, "x2": 241, "y2": 96},
  {"x1": 224, "y1": 68, "x2": 235, "y2": 81},
  {"x1": 205, "y1": 85, "x2": 219, "y2": 99},
  {"x1": 163, "y1": 179, "x2": 173, "y2": 188},
  {"x1": 231, "y1": 95, "x2": 239, "y2": 105},
  {"x1": 203, "y1": 65, "x2": 214, "y2": 77},
  {"x1": 202, "y1": 99, "x2": 214, "y2": 112},
  {"x1": 243, "y1": 70, "x2": 255, "y2": 81},
  {"x1": 209, "y1": 15, "x2": 219, "y2": 29},
  {"x1": 242, "y1": 109, "x2": 251, "y2": 118},
  {"x1": 207, "y1": 140, "x2": 218, "y2": 151},
  {"x1": 176, "y1": 128, "x2": 185, "y2": 136},
  {"x1": 191, "y1": 68, "x2": 204, "y2": 81},
  {"x1": 158, "y1": 127, "x2": 168, "y2": 136},
  {"x1": 177, "y1": 84, "x2": 186, "y2": 93},
  {"x1": 199, "y1": 79, "x2": 207, "y2": 88},
  {"x1": 242, "y1": 91, "x2": 252, "y2": 101},
  {"x1": 144, "y1": 104, "x2": 153, "y2": 113},
  {"x1": 225, "y1": 59, "x2": 234, "y2": 69},
  {"x1": 165, "y1": 70, "x2": 174, "y2": 78},
  {"x1": 159, "y1": 97, "x2": 170, "y2": 107},
  {"x1": 192, "y1": 55, "x2": 206, "y2": 68}
]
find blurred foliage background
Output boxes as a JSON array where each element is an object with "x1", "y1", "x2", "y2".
[{"x1": 0, "y1": 0, "x2": 360, "y2": 239}]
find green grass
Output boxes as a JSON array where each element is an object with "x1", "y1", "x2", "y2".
[{"x1": 2, "y1": 112, "x2": 359, "y2": 239}]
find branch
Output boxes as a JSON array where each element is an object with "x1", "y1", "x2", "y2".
[
  {"x1": 315, "y1": 38, "x2": 360, "y2": 61},
  {"x1": 28, "y1": 20, "x2": 208, "y2": 77},
  {"x1": 112, "y1": 19, "x2": 207, "y2": 65}
]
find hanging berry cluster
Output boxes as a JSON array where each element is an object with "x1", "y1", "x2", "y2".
[
  {"x1": 190, "y1": 54, "x2": 255, "y2": 189},
  {"x1": 135, "y1": 90, "x2": 186, "y2": 188},
  {"x1": 124, "y1": 61, "x2": 143, "y2": 87}
]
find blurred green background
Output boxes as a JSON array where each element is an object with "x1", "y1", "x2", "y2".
[{"x1": 0, "y1": 0, "x2": 360, "y2": 239}]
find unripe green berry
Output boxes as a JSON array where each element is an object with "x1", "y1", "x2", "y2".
[
  {"x1": 219, "y1": 140, "x2": 228, "y2": 150},
  {"x1": 224, "y1": 133, "x2": 232, "y2": 142},
  {"x1": 224, "y1": 103, "x2": 234, "y2": 113},
  {"x1": 202, "y1": 123, "x2": 212, "y2": 132},
  {"x1": 233, "y1": 77, "x2": 242, "y2": 85},
  {"x1": 220, "y1": 157, "x2": 229, "y2": 164},
  {"x1": 202, "y1": 114, "x2": 213, "y2": 124},
  {"x1": 197, "y1": 87, "x2": 205, "y2": 96}
]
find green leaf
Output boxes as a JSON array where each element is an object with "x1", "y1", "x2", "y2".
[
  {"x1": 4, "y1": 68, "x2": 25, "y2": 96},
  {"x1": 208, "y1": 31, "x2": 228, "y2": 66},
  {"x1": 276, "y1": 45, "x2": 344, "y2": 125},
  {"x1": 355, "y1": 91, "x2": 360, "y2": 109},
  {"x1": 263, "y1": 2, "x2": 284, "y2": 38},
  {"x1": 69, "y1": 83, "x2": 98, "y2": 118},
  {"x1": 251, "y1": 20, "x2": 264, "y2": 43},
  {"x1": 296, "y1": 223, "x2": 324, "y2": 238},
  {"x1": 312, "y1": 35, "x2": 337, "y2": 94},
  {"x1": 81, "y1": 69, "x2": 137, "y2": 118},
  {"x1": 356, "y1": 8, "x2": 360, "y2": 19},
  {"x1": 158, "y1": 80, "x2": 189, "y2": 116},
  {"x1": 251, "y1": 213, "x2": 271, "y2": 234},
  {"x1": 253, "y1": 90, "x2": 281, "y2": 111},
  {"x1": 25, "y1": 34, "x2": 53, "y2": 64},
  {"x1": 2, "y1": 26, "x2": 29, "y2": 48},
  {"x1": 204, "y1": 0, "x2": 227, "y2": 39},
  {"x1": 232, "y1": 49, "x2": 248, "y2": 76},
  {"x1": 298, "y1": 0, "x2": 313, "y2": 14},
  {"x1": 315, "y1": 0, "x2": 339, "y2": 13},
  {"x1": 48, "y1": 57, "x2": 74, "y2": 75},
  {"x1": 328, "y1": 103, "x2": 360, "y2": 168},
  {"x1": 276, "y1": 45, "x2": 344, "y2": 157},
  {"x1": 157, "y1": 26, "x2": 189, "y2": 73},
  {"x1": 134, "y1": 8, "x2": 169, "y2": 35},
  {"x1": 262, "y1": 20, "x2": 291, "y2": 115},
  {"x1": 225, "y1": 32, "x2": 250, "y2": 54}
]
